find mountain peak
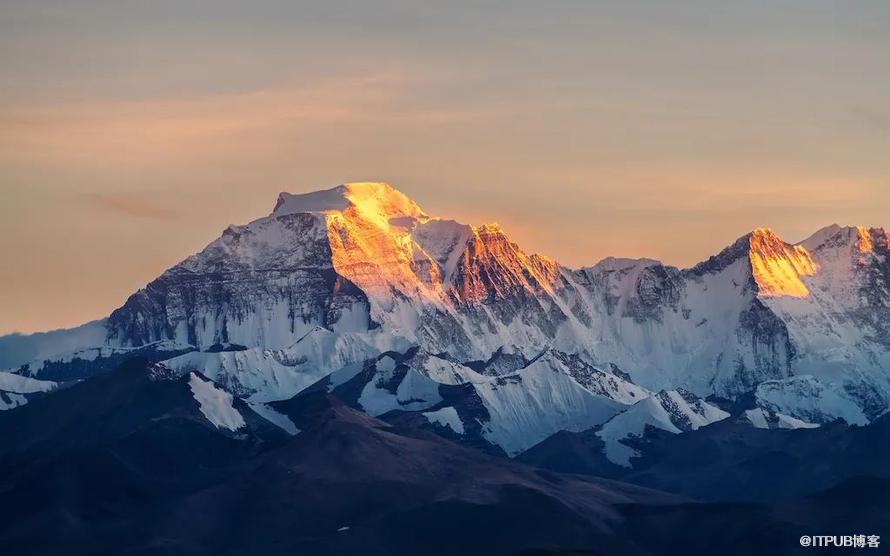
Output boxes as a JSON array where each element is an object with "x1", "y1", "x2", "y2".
[
  {"x1": 801, "y1": 224, "x2": 888, "y2": 256},
  {"x1": 273, "y1": 185, "x2": 351, "y2": 215},
  {"x1": 747, "y1": 228, "x2": 817, "y2": 298},
  {"x1": 800, "y1": 224, "x2": 844, "y2": 250},
  {"x1": 746, "y1": 227, "x2": 793, "y2": 251},
  {"x1": 749, "y1": 226, "x2": 781, "y2": 241},
  {"x1": 474, "y1": 222, "x2": 505, "y2": 235},
  {"x1": 690, "y1": 228, "x2": 817, "y2": 298},
  {"x1": 273, "y1": 182, "x2": 427, "y2": 224}
]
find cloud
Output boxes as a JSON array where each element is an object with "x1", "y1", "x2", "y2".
[
  {"x1": 85, "y1": 193, "x2": 177, "y2": 220},
  {"x1": 0, "y1": 68, "x2": 451, "y2": 170}
]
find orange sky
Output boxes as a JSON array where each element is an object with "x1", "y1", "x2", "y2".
[{"x1": 1, "y1": 1, "x2": 889, "y2": 334}]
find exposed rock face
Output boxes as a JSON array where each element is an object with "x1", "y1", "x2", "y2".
[
  {"x1": 626, "y1": 264, "x2": 683, "y2": 322},
  {"x1": 735, "y1": 298, "x2": 796, "y2": 392},
  {"x1": 108, "y1": 210, "x2": 371, "y2": 349},
  {"x1": 449, "y1": 224, "x2": 560, "y2": 304}
]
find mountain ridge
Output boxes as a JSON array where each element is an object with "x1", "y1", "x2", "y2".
[{"x1": 2, "y1": 182, "x2": 890, "y2": 455}]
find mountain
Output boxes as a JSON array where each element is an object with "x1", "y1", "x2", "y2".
[
  {"x1": 0, "y1": 358, "x2": 289, "y2": 458},
  {"x1": 3, "y1": 183, "x2": 890, "y2": 554},
  {"x1": 0, "y1": 358, "x2": 688, "y2": 556},
  {"x1": 306, "y1": 346, "x2": 652, "y2": 456},
  {"x1": 520, "y1": 410, "x2": 890, "y2": 504},
  {"x1": 101, "y1": 182, "x2": 580, "y2": 364},
  {"x1": 594, "y1": 389, "x2": 729, "y2": 467},
  {"x1": 2, "y1": 182, "x2": 890, "y2": 451},
  {"x1": 0, "y1": 370, "x2": 56, "y2": 410},
  {"x1": 2, "y1": 357, "x2": 886, "y2": 556}
]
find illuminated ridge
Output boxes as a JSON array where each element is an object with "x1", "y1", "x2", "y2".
[
  {"x1": 748, "y1": 228, "x2": 817, "y2": 299},
  {"x1": 856, "y1": 226, "x2": 874, "y2": 254},
  {"x1": 273, "y1": 182, "x2": 560, "y2": 318}
]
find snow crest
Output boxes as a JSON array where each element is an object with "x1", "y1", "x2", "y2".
[{"x1": 596, "y1": 390, "x2": 729, "y2": 467}]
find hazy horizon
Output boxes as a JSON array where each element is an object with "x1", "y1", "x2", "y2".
[{"x1": 2, "y1": 1, "x2": 889, "y2": 334}]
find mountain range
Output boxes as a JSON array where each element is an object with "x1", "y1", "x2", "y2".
[{"x1": 1, "y1": 182, "x2": 888, "y2": 554}]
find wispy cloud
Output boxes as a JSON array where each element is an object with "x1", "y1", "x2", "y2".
[
  {"x1": 85, "y1": 193, "x2": 177, "y2": 220},
  {"x1": 0, "y1": 69, "x2": 450, "y2": 170}
]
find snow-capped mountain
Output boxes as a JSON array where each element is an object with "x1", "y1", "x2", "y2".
[
  {"x1": 313, "y1": 346, "x2": 650, "y2": 456},
  {"x1": 2, "y1": 182, "x2": 890, "y2": 452},
  {"x1": 1, "y1": 358, "x2": 700, "y2": 556},
  {"x1": 162, "y1": 327, "x2": 394, "y2": 402},
  {"x1": 595, "y1": 389, "x2": 730, "y2": 467}
]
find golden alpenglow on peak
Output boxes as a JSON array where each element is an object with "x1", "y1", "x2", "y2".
[
  {"x1": 273, "y1": 182, "x2": 427, "y2": 222},
  {"x1": 748, "y1": 228, "x2": 818, "y2": 299},
  {"x1": 339, "y1": 182, "x2": 429, "y2": 230},
  {"x1": 856, "y1": 226, "x2": 875, "y2": 254}
]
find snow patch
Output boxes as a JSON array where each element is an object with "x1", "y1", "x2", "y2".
[
  {"x1": 188, "y1": 373, "x2": 246, "y2": 431},
  {"x1": 423, "y1": 407, "x2": 465, "y2": 434},
  {"x1": 0, "y1": 392, "x2": 28, "y2": 411},
  {"x1": 248, "y1": 402, "x2": 299, "y2": 435},
  {"x1": 743, "y1": 407, "x2": 819, "y2": 430},
  {"x1": 0, "y1": 371, "x2": 57, "y2": 394},
  {"x1": 357, "y1": 356, "x2": 443, "y2": 416},
  {"x1": 273, "y1": 186, "x2": 352, "y2": 216},
  {"x1": 744, "y1": 407, "x2": 771, "y2": 429}
]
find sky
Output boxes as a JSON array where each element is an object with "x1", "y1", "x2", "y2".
[{"x1": 1, "y1": 0, "x2": 889, "y2": 334}]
